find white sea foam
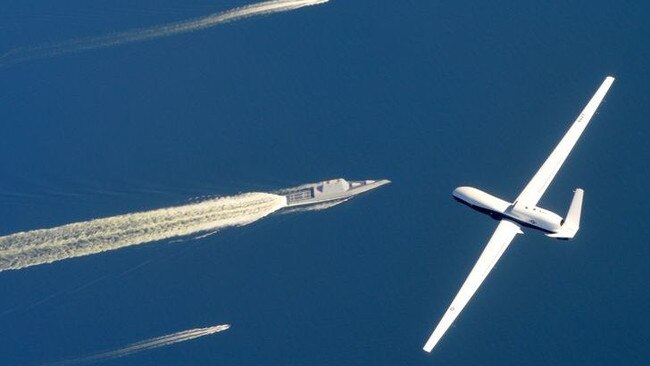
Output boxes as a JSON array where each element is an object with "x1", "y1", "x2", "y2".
[
  {"x1": 0, "y1": 193, "x2": 286, "y2": 272},
  {"x1": 48, "y1": 324, "x2": 230, "y2": 365},
  {"x1": 0, "y1": 0, "x2": 329, "y2": 65}
]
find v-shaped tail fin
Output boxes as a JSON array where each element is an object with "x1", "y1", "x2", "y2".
[{"x1": 547, "y1": 189, "x2": 583, "y2": 240}]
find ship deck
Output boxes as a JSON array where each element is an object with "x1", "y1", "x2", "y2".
[{"x1": 285, "y1": 187, "x2": 315, "y2": 205}]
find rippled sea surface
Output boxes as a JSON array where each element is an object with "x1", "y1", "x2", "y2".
[{"x1": 1, "y1": 1, "x2": 648, "y2": 365}]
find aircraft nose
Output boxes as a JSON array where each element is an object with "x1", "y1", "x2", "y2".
[{"x1": 452, "y1": 186, "x2": 471, "y2": 198}]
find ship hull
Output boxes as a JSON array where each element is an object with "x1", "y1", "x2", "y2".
[{"x1": 279, "y1": 178, "x2": 390, "y2": 209}]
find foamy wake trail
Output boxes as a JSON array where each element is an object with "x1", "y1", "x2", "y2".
[
  {"x1": 0, "y1": 0, "x2": 328, "y2": 65},
  {"x1": 0, "y1": 193, "x2": 286, "y2": 272},
  {"x1": 48, "y1": 324, "x2": 230, "y2": 365}
]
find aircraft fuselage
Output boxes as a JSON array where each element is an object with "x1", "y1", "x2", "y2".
[{"x1": 453, "y1": 186, "x2": 563, "y2": 234}]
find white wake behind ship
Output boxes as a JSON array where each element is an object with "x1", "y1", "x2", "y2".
[{"x1": 278, "y1": 178, "x2": 390, "y2": 208}]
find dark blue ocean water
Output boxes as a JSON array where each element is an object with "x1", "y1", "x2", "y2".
[{"x1": 1, "y1": 1, "x2": 649, "y2": 364}]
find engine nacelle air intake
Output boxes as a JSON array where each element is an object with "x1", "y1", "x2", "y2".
[{"x1": 507, "y1": 203, "x2": 563, "y2": 233}]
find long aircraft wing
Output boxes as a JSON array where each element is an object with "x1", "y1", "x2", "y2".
[
  {"x1": 423, "y1": 219, "x2": 522, "y2": 352},
  {"x1": 515, "y1": 76, "x2": 615, "y2": 206},
  {"x1": 423, "y1": 77, "x2": 615, "y2": 353}
]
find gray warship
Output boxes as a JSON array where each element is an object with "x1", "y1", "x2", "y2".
[{"x1": 278, "y1": 178, "x2": 390, "y2": 208}]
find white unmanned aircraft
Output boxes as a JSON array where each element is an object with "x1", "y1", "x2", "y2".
[{"x1": 423, "y1": 76, "x2": 615, "y2": 352}]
